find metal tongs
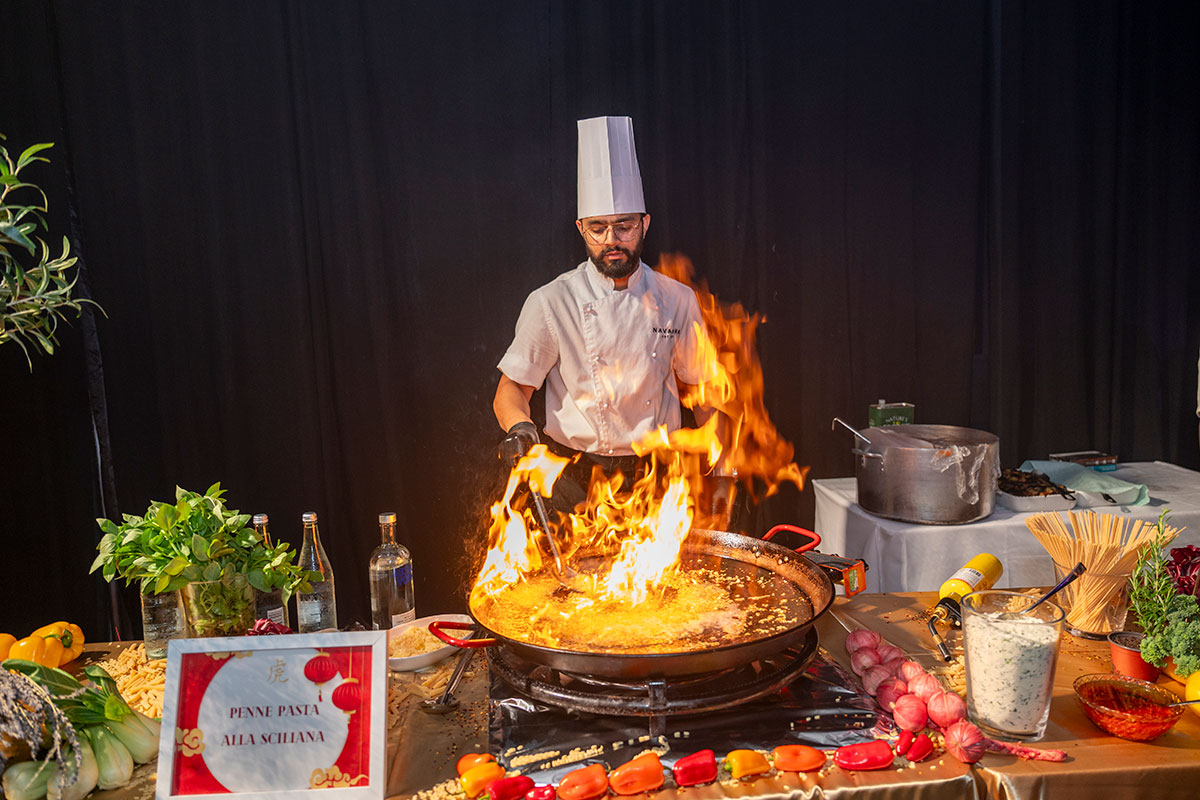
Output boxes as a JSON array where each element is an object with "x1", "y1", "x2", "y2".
[
  {"x1": 418, "y1": 626, "x2": 481, "y2": 715},
  {"x1": 511, "y1": 449, "x2": 581, "y2": 592}
]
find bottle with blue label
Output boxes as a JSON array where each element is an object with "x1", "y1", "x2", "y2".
[{"x1": 369, "y1": 512, "x2": 415, "y2": 630}]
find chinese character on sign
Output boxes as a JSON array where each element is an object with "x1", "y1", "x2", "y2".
[{"x1": 267, "y1": 658, "x2": 288, "y2": 683}]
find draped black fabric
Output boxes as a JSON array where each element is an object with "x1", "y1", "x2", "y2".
[{"x1": 2, "y1": 1, "x2": 1197, "y2": 637}]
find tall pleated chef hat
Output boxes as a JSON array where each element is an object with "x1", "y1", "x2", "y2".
[{"x1": 577, "y1": 116, "x2": 645, "y2": 219}]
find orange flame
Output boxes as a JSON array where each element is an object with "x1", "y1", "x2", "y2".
[{"x1": 474, "y1": 254, "x2": 807, "y2": 609}]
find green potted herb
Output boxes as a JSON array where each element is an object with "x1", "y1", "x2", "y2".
[
  {"x1": 91, "y1": 484, "x2": 320, "y2": 643},
  {"x1": 1127, "y1": 510, "x2": 1200, "y2": 679}
]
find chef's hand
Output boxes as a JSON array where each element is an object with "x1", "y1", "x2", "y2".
[{"x1": 499, "y1": 421, "x2": 539, "y2": 464}]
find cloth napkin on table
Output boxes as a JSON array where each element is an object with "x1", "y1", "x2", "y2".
[{"x1": 1018, "y1": 460, "x2": 1149, "y2": 507}]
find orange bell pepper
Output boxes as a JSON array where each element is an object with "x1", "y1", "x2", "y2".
[
  {"x1": 556, "y1": 764, "x2": 608, "y2": 800},
  {"x1": 771, "y1": 744, "x2": 826, "y2": 773},
  {"x1": 458, "y1": 753, "x2": 498, "y2": 777},
  {"x1": 461, "y1": 761, "x2": 506, "y2": 798},
  {"x1": 723, "y1": 749, "x2": 771, "y2": 780},
  {"x1": 0, "y1": 633, "x2": 15, "y2": 661},
  {"x1": 608, "y1": 752, "x2": 663, "y2": 795}
]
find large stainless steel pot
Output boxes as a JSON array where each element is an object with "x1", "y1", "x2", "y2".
[
  {"x1": 853, "y1": 423, "x2": 999, "y2": 524},
  {"x1": 433, "y1": 528, "x2": 835, "y2": 680}
]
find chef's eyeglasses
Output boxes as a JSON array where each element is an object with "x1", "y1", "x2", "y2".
[{"x1": 581, "y1": 217, "x2": 643, "y2": 243}]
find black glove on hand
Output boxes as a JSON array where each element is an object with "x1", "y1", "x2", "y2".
[{"x1": 499, "y1": 421, "x2": 539, "y2": 463}]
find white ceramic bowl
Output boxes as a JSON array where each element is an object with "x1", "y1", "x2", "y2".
[{"x1": 387, "y1": 613, "x2": 472, "y2": 672}]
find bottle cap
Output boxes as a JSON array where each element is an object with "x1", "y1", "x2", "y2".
[
  {"x1": 302, "y1": 511, "x2": 319, "y2": 523},
  {"x1": 252, "y1": 513, "x2": 269, "y2": 525},
  {"x1": 379, "y1": 512, "x2": 397, "y2": 524}
]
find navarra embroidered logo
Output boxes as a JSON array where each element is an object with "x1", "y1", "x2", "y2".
[{"x1": 652, "y1": 326, "x2": 681, "y2": 336}]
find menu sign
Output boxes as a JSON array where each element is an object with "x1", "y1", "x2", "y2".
[{"x1": 156, "y1": 631, "x2": 386, "y2": 800}]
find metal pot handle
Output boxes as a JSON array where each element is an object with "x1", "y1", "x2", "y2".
[
  {"x1": 761, "y1": 524, "x2": 821, "y2": 553},
  {"x1": 851, "y1": 448, "x2": 884, "y2": 460},
  {"x1": 429, "y1": 619, "x2": 497, "y2": 648}
]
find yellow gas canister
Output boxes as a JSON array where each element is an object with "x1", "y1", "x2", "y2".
[{"x1": 938, "y1": 553, "x2": 1004, "y2": 604}]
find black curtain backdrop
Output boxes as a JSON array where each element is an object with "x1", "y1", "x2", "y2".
[{"x1": 2, "y1": 1, "x2": 1197, "y2": 638}]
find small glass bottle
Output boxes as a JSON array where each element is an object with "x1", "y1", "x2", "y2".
[
  {"x1": 369, "y1": 512, "x2": 415, "y2": 630},
  {"x1": 252, "y1": 514, "x2": 289, "y2": 627},
  {"x1": 296, "y1": 512, "x2": 337, "y2": 632}
]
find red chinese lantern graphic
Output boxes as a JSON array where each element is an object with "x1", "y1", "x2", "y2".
[
  {"x1": 304, "y1": 651, "x2": 339, "y2": 700},
  {"x1": 331, "y1": 677, "x2": 363, "y2": 716}
]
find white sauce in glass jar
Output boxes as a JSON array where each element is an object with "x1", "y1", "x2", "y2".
[{"x1": 964, "y1": 612, "x2": 1060, "y2": 735}]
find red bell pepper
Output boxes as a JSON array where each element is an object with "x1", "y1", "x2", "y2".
[
  {"x1": 894, "y1": 729, "x2": 914, "y2": 757},
  {"x1": 609, "y1": 752, "x2": 664, "y2": 795},
  {"x1": 487, "y1": 775, "x2": 535, "y2": 800},
  {"x1": 526, "y1": 786, "x2": 556, "y2": 800},
  {"x1": 904, "y1": 733, "x2": 935, "y2": 762},
  {"x1": 671, "y1": 749, "x2": 718, "y2": 787},
  {"x1": 770, "y1": 744, "x2": 826, "y2": 773},
  {"x1": 556, "y1": 764, "x2": 608, "y2": 800},
  {"x1": 458, "y1": 753, "x2": 498, "y2": 776},
  {"x1": 833, "y1": 740, "x2": 895, "y2": 771}
]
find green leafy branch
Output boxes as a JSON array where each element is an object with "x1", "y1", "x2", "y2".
[{"x1": 0, "y1": 135, "x2": 103, "y2": 369}]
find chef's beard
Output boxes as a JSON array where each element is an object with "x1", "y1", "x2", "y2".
[{"x1": 590, "y1": 242, "x2": 642, "y2": 280}]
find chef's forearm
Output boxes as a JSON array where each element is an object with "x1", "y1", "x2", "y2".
[{"x1": 494, "y1": 374, "x2": 536, "y2": 433}]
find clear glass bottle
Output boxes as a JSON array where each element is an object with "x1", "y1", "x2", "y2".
[
  {"x1": 369, "y1": 512, "x2": 415, "y2": 629},
  {"x1": 296, "y1": 511, "x2": 337, "y2": 632},
  {"x1": 252, "y1": 513, "x2": 289, "y2": 627}
]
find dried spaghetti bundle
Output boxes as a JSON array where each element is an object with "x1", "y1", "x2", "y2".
[{"x1": 1025, "y1": 511, "x2": 1181, "y2": 636}]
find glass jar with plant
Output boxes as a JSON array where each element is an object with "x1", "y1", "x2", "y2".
[
  {"x1": 1128, "y1": 510, "x2": 1200, "y2": 679},
  {"x1": 91, "y1": 483, "x2": 321, "y2": 640}
]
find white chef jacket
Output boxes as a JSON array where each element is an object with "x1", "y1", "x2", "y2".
[{"x1": 498, "y1": 261, "x2": 710, "y2": 456}]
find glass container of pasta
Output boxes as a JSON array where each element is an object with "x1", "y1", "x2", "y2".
[{"x1": 1051, "y1": 559, "x2": 1130, "y2": 639}]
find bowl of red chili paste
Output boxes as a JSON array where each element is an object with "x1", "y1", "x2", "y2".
[{"x1": 1074, "y1": 673, "x2": 1184, "y2": 741}]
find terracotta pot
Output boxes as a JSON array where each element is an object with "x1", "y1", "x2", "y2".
[{"x1": 1107, "y1": 631, "x2": 1159, "y2": 682}]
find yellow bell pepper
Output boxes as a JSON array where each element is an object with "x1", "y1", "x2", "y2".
[
  {"x1": 0, "y1": 633, "x2": 15, "y2": 660},
  {"x1": 723, "y1": 749, "x2": 771, "y2": 780},
  {"x1": 460, "y1": 761, "x2": 506, "y2": 798},
  {"x1": 30, "y1": 621, "x2": 85, "y2": 666},
  {"x1": 8, "y1": 635, "x2": 52, "y2": 666}
]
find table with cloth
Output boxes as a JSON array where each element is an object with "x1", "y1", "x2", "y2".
[
  {"x1": 813, "y1": 461, "x2": 1200, "y2": 594},
  {"x1": 386, "y1": 591, "x2": 1200, "y2": 800}
]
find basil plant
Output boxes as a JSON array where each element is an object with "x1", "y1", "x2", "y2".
[{"x1": 91, "y1": 483, "x2": 320, "y2": 602}]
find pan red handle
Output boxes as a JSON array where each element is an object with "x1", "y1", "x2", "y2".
[
  {"x1": 429, "y1": 619, "x2": 497, "y2": 648},
  {"x1": 762, "y1": 524, "x2": 821, "y2": 553}
]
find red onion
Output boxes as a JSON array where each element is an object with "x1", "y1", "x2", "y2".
[
  {"x1": 850, "y1": 647, "x2": 882, "y2": 676},
  {"x1": 862, "y1": 665, "x2": 893, "y2": 695},
  {"x1": 926, "y1": 691, "x2": 967, "y2": 729},
  {"x1": 882, "y1": 656, "x2": 907, "y2": 675},
  {"x1": 846, "y1": 629, "x2": 883, "y2": 653},
  {"x1": 876, "y1": 643, "x2": 902, "y2": 663},
  {"x1": 891, "y1": 693, "x2": 928, "y2": 732},
  {"x1": 907, "y1": 672, "x2": 943, "y2": 702},
  {"x1": 943, "y1": 720, "x2": 986, "y2": 764},
  {"x1": 875, "y1": 677, "x2": 907, "y2": 711},
  {"x1": 897, "y1": 660, "x2": 927, "y2": 682}
]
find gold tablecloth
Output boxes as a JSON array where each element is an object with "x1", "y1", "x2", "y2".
[{"x1": 387, "y1": 592, "x2": 1200, "y2": 800}]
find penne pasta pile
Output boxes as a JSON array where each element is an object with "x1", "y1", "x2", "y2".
[{"x1": 95, "y1": 643, "x2": 166, "y2": 718}]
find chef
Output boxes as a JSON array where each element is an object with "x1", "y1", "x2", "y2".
[{"x1": 493, "y1": 116, "x2": 715, "y2": 507}]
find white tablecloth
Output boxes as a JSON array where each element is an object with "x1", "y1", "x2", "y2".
[{"x1": 813, "y1": 461, "x2": 1200, "y2": 593}]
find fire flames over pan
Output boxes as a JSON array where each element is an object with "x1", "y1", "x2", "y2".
[{"x1": 473, "y1": 255, "x2": 817, "y2": 662}]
